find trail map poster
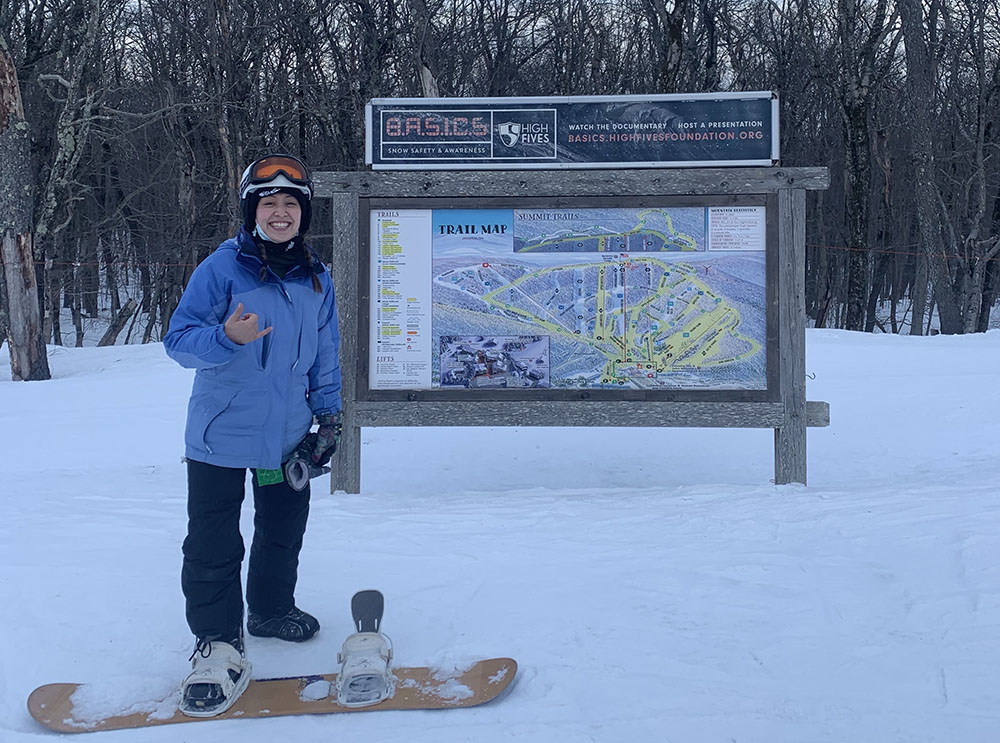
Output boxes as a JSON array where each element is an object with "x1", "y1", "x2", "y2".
[{"x1": 370, "y1": 206, "x2": 767, "y2": 391}]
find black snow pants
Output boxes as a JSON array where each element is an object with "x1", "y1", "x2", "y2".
[{"x1": 182, "y1": 459, "x2": 311, "y2": 640}]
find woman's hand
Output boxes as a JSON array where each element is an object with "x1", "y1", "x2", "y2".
[
  {"x1": 306, "y1": 412, "x2": 342, "y2": 465},
  {"x1": 224, "y1": 302, "x2": 273, "y2": 345}
]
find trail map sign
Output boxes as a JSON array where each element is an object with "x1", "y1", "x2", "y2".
[
  {"x1": 368, "y1": 203, "x2": 768, "y2": 392},
  {"x1": 318, "y1": 161, "x2": 830, "y2": 491},
  {"x1": 365, "y1": 92, "x2": 779, "y2": 169}
]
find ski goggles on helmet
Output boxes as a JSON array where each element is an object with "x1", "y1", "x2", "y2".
[{"x1": 245, "y1": 154, "x2": 311, "y2": 186}]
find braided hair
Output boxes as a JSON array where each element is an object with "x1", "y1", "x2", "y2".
[{"x1": 301, "y1": 242, "x2": 323, "y2": 293}]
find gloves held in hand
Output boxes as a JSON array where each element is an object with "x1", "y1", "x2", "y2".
[{"x1": 301, "y1": 411, "x2": 342, "y2": 466}]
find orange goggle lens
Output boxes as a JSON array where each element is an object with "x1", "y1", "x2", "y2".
[{"x1": 251, "y1": 156, "x2": 309, "y2": 182}]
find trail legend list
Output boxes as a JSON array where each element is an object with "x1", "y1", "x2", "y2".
[{"x1": 370, "y1": 210, "x2": 432, "y2": 388}]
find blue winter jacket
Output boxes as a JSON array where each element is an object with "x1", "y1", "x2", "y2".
[{"x1": 164, "y1": 229, "x2": 342, "y2": 470}]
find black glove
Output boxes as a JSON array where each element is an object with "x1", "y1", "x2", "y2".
[{"x1": 300, "y1": 411, "x2": 342, "y2": 467}]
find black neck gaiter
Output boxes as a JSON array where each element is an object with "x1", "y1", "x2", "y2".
[{"x1": 256, "y1": 234, "x2": 304, "y2": 279}]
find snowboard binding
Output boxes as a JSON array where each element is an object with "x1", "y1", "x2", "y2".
[
  {"x1": 179, "y1": 635, "x2": 251, "y2": 717},
  {"x1": 336, "y1": 590, "x2": 394, "y2": 708}
]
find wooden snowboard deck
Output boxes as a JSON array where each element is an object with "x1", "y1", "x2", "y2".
[{"x1": 28, "y1": 657, "x2": 517, "y2": 733}]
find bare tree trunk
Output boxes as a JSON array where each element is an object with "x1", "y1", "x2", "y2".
[
  {"x1": 1, "y1": 234, "x2": 50, "y2": 377},
  {"x1": 47, "y1": 259, "x2": 63, "y2": 346},
  {"x1": 968, "y1": 240, "x2": 1000, "y2": 329},
  {"x1": 159, "y1": 274, "x2": 180, "y2": 340},
  {"x1": 141, "y1": 280, "x2": 160, "y2": 344},
  {"x1": 899, "y1": 0, "x2": 965, "y2": 334},
  {"x1": 0, "y1": 33, "x2": 50, "y2": 380},
  {"x1": 958, "y1": 2, "x2": 999, "y2": 333},
  {"x1": 98, "y1": 297, "x2": 136, "y2": 346},
  {"x1": 865, "y1": 251, "x2": 888, "y2": 332},
  {"x1": 138, "y1": 260, "x2": 152, "y2": 315},
  {"x1": 978, "y1": 251, "x2": 1000, "y2": 332},
  {"x1": 831, "y1": 0, "x2": 899, "y2": 331},
  {"x1": 209, "y1": 0, "x2": 240, "y2": 225},
  {"x1": 807, "y1": 246, "x2": 831, "y2": 327},
  {"x1": 700, "y1": 0, "x2": 720, "y2": 90},
  {"x1": 100, "y1": 141, "x2": 121, "y2": 317},
  {"x1": 910, "y1": 253, "x2": 928, "y2": 335},
  {"x1": 82, "y1": 230, "x2": 99, "y2": 317},
  {"x1": 66, "y1": 236, "x2": 87, "y2": 346},
  {"x1": 35, "y1": 0, "x2": 101, "y2": 248},
  {"x1": 409, "y1": 0, "x2": 442, "y2": 97},
  {"x1": 842, "y1": 102, "x2": 871, "y2": 331},
  {"x1": 889, "y1": 254, "x2": 903, "y2": 333},
  {"x1": 102, "y1": 237, "x2": 119, "y2": 317},
  {"x1": 644, "y1": 0, "x2": 688, "y2": 92},
  {"x1": 0, "y1": 260, "x2": 8, "y2": 345},
  {"x1": 72, "y1": 278, "x2": 84, "y2": 347},
  {"x1": 125, "y1": 306, "x2": 141, "y2": 344}
]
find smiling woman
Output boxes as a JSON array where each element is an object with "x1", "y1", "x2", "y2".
[
  {"x1": 255, "y1": 191, "x2": 302, "y2": 243},
  {"x1": 162, "y1": 153, "x2": 343, "y2": 718}
]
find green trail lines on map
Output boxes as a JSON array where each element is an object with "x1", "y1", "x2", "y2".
[
  {"x1": 517, "y1": 209, "x2": 698, "y2": 253},
  {"x1": 473, "y1": 256, "x2": 761, "y2": 382}
]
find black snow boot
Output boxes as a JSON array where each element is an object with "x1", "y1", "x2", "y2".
[{"x1": 247, "y1": 606, "x2": 319, "y2": 642}]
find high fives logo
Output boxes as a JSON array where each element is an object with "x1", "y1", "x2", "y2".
[
  {"x1": 498, "y1": 122, "x2": 522, "y2": 147},
  {"x1": 493, "y1": 110, "x2": 557, "y2": 159}
]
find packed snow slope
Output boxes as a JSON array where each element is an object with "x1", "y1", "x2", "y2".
[{"x1": 1, "y1": 329, "x2": 999, "y2": 742}]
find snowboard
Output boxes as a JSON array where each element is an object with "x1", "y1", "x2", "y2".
[
  {"x1": 28, "y1": 658, "x2": 517, "y2": 733},
  {"x1": 27, "y1": 589, "x2": 517, "y2": 733}
]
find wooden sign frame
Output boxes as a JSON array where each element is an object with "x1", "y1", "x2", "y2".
[{"x1": 315, "y1": 167, "x2": 829, "y2": 492}]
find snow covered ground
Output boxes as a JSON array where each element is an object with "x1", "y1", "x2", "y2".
[{"x1": 1, "y1": 328, "x2": 999, "y2": 742}]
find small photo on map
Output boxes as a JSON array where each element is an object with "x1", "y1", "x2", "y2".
[{"x1": 439, "y1": 335, "x2": 550, "y2": 389}]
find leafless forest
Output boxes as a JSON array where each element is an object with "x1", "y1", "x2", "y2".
[{"x1": 1, "y1": 0, "x2": 998, "y2": 379}]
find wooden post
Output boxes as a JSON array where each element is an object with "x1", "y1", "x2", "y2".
[
  {"x1": 328, "y1": 192, "x2": 361, "y2": 494},
  {"x1": 774, "y1": 188, "x2": 807, "y2": 484}
]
